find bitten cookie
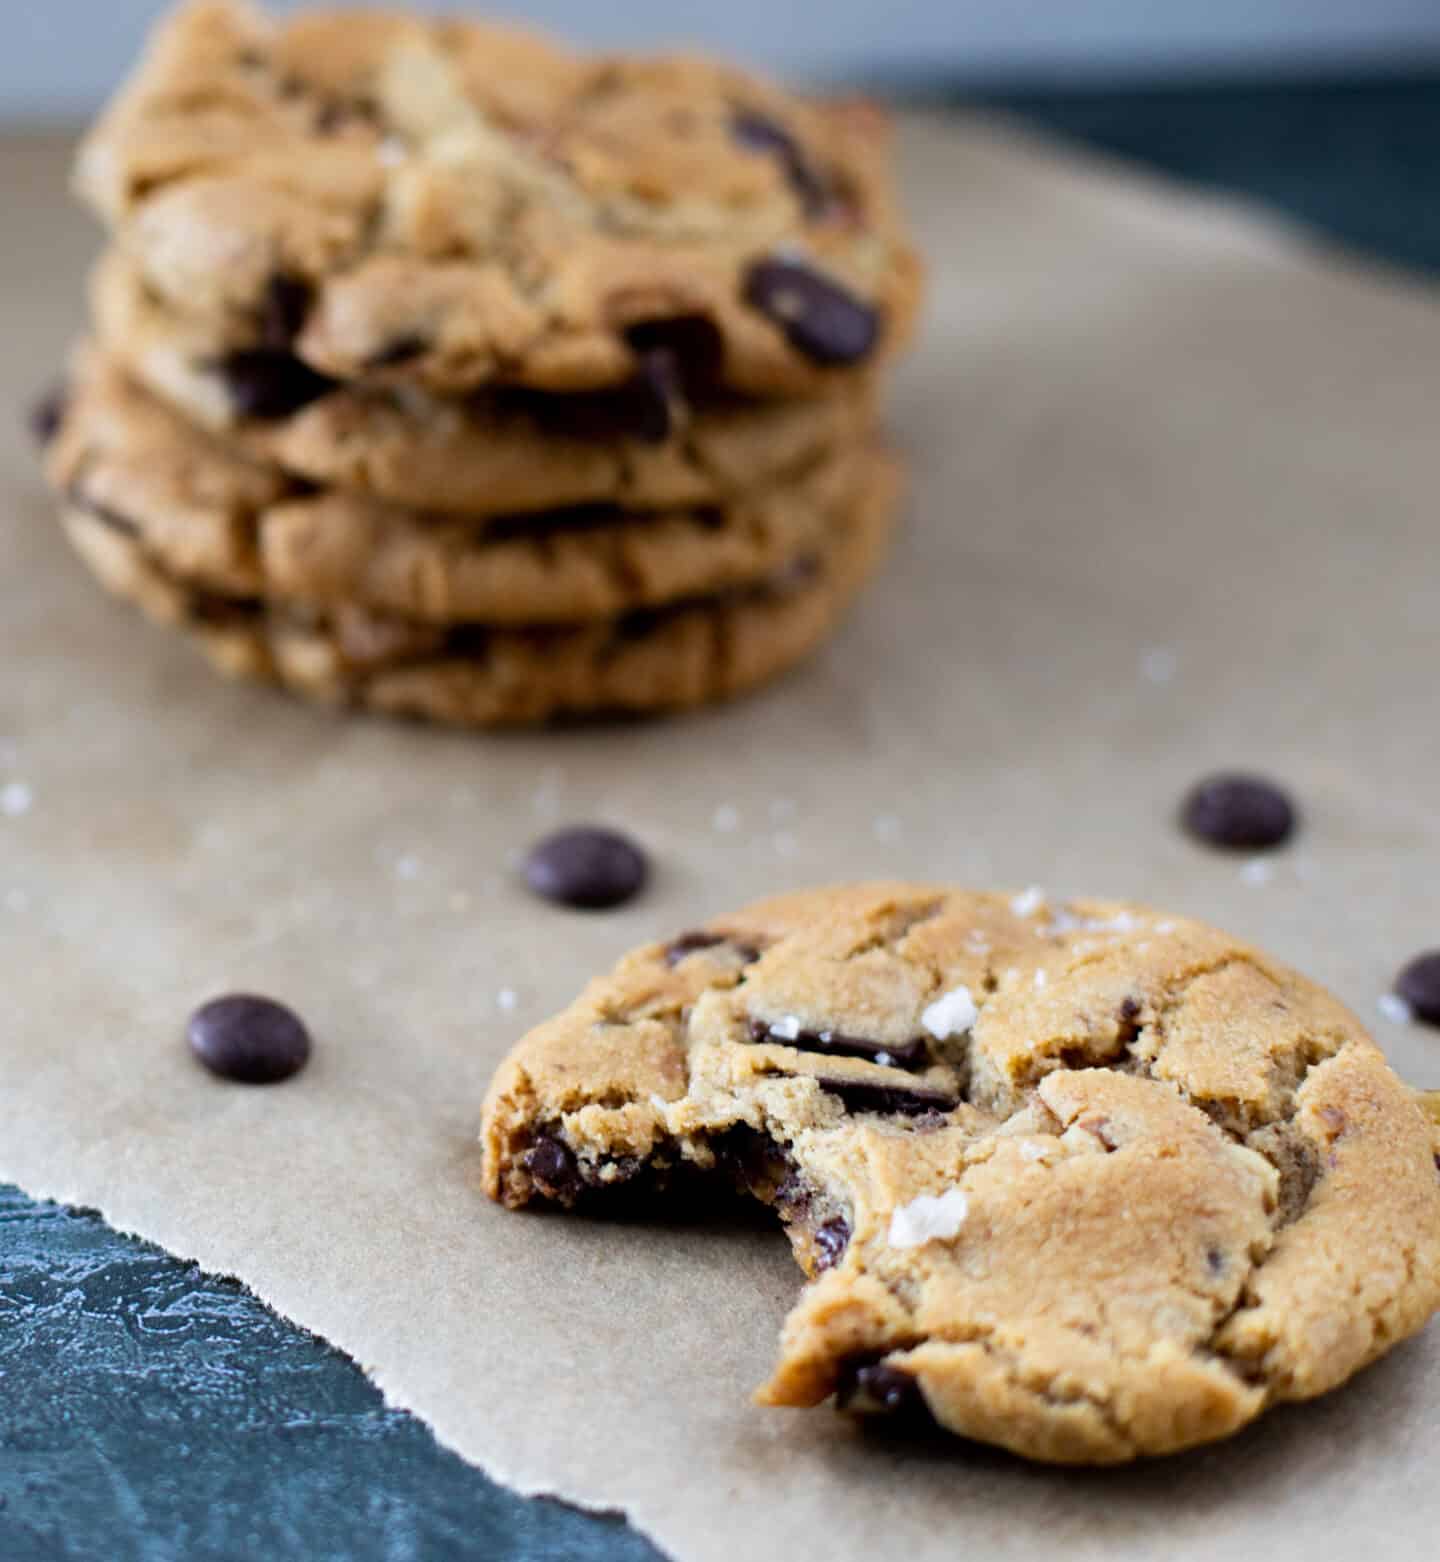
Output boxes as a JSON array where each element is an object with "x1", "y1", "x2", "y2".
[
  {"x1": 482, "y1": 883, "x2": 1440, "y2": 1462},
  {"x1": 54, "y1": 449, "x2": 900, "y2": 727},
  {"x1": 90, "y1": 249, "x2": 877, "y2": 519},
  {"x1": 47, "y1": 348, "x2": 874, "y2": 626},
  {"x1": 77, "y1": 0, "x2": 923, "y2": 399}
]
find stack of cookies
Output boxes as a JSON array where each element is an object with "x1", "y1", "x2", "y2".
[{"x1": 36, "y1": 0, "x2": 921, "y2": 728}]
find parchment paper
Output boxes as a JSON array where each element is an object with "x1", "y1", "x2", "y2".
[{"x1": 2, "y1": 116, "x2": 1438, "y2": 1561}]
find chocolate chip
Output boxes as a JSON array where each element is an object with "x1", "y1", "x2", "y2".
[
  {"x1": 521, "y1": 1135, "x2": 583, "y2": 1202},
  {"x1": 743, "y1": 257, "x2": 879, "y2": 366},
  {"x1": 523, "y1": 827, "x2": 649, "y2": 910},
  {"x1": 1396, "y1": 951, "x2": 1440, "y2": 1026},
  {"x1": 1206, "y1": 1247, "x2": 1226, "y2": 1276},
  {"x1": 186, "y1": 994, "x2": 312, "y2": 1085},
  {"x1": 260, "y1": 275, "x2": 312, "y2": 349},
  {"x1": 813, "y1": 1216, "x2": 851, "y2": 1270},
  {"x1": 817, "y1": 1078, "x2": 960, "y2": 1116},
  {"x1": 664, "y1": 931, "x2": 726, "y2": 965},
  {"x1": 731, "y1": 109, "x2": 831, "y2": 217},
  {"x1": 836, "y1": 1360, "x2": 928, "y2": 1419},
  {"x1": 624, "y1": 316, "x2": 726, "y2": 394},
  {"x1": 27, "y1": 382, "x2": 67, "y2": 448},
  {"x1": 749, "y1": 1020, "x2": 928, "y2": 1071},
  {"x1": 217, "y1": 351, "x2": 338, "y2": 420},
  {"x1": 1181, "y1": 773, "x2": 1297, "y2": 850}
]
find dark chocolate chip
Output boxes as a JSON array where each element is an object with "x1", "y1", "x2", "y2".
[
  {"x1": 1181, "y1": 773, "x2": 1297, "y2": 851},
  {"x1": 1396, "y1": 951, "x2": 1440, "y2": 1026},
  {"x1": 217, "y1": 351, "x2": 338, "y2": 420},
  {"x1": 27, "y1": 382, "x2": 68, "y2": 448},
  {"x1": 521, "y1": 1135, "x2": 583, "y2": 1202},
  {"x1": 731, "y1": 109, "x2": 831, "y2": 217},
  {"x1": 749, "y1": 1020, "x2": 928, "y2": 1071},
  {"x1": 609, "y1": 357, "x2": 677, "y2": 444},
  {"x1": 186, "y1": 994, "x2": 312, "y2": 1085},
  {"x1": 260, "y1": 274, "x2": 312, "y2": 349},
  {"x1": 743, "y1": 257, "x2": 879, "y2": 367},
  {"x1": 523, "y1": 826, "x2": 649, "y2": 910},
  {"x1": 1206, "y1": 1247, "x2": 1226, "y2": 1276},
  {"x1": 836, "y1": 1359, "x2": 928, "y2": 1418},
  {"x1": 664, "y1": 931, "x2": 727, "y2": 965},
  {"x1": 624, "y1": 316, "x2": 726, "y2": 395},
  {"x1": 816, "y1": 1078, "x2": 960, "y2": 1116},
  {"x1": 712, "y1": 1125, "x2": 792, "y2": 1200},
  {"x1": 366, "y1": 335, "x2": 429, "y2": 370},
  {"x1": 813, "y1": 1216, "x2": 851, "y2": 1270}
]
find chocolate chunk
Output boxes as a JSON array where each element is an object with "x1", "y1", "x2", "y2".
[
  {"x1": 260, "y1": 275, "x2": 312, "y2": 349},
  {"x1": 523, "y1": 827, "x2": 649, "y2": 910},
  {"x1": 664, "y1": 931, "x2": 726, "y2": 965},
  {"x1": 1181, "y1": 773, "x2": 1297, "y2": 850},
  {"x1": 521, "y1": 1135, "x2": 583, "y2": 1202},
  {"x1": 712, "y1": 1125, "x2": 792, "y2": 1200},
  {"x1": 817, "y1": 1078, "x2": 960, "y2": 1116},
  {"x1": 217, "y1": 351, "x2": 338, "y2": 420},
  {"x1": 1396, "y1": 951, "x2": 1440, "y2": 1026},
  {"x1": 731, "y1": 109, "x2": 831, "y2": 217},
  {"x1": 750, "y1": 1020, "x2": 928, "y2": 1071},
  {"x1": 836, "y1": 1359, "x2": 928, "y2": 1419},
  {"x1": 743, "y1": 258, "x2": 879, "y2": 366},
  {"x1": 813, "y1": 1216, "x2": 851, "y2": 1270},
  {"x1": 624, "y1": 316, "x2": 726, "y2": 394},
  {"x1": 27, "y1": 382, "x2": 67, "y2": 448},
  {"x1": 186, "y1": 994, "x2": 312, "y2": 1085}
]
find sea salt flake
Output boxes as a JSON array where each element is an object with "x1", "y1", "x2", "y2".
[
  {"x1": 1, "y1": 781, "x2": 33, "y2": 818},
  {"x1": 770, "y1": 1014, "x2": 802, "y2": 1040},
  {"x1": 1240, "y1": 858, "x2": 1274, "y2": 887},
  {"x1": 1034, "y1": 970, "x2": 1048, "y2": 990},
  {"x1": 1010, "y1": 886, "x2": 1046, "y2": 918},
  {"x1": 496, "y1": 988, "x2": 519, "y2": 1013},
  {"x1": 1019, "y1": 1140, "x2": 1050, "y2": 1162},
  {"x1": 888, "y1": 1187, "x2": 970, "y2": 1249},
  {"x1": 394, "y1": 854, "x2": 421, "y2": 881},
  {"x1": 1378, "y1": 993, "x2": 1414, "y2": 1025},
  {"x1": 922, "y1": 985, "x2": 977, "y2": 1040}
]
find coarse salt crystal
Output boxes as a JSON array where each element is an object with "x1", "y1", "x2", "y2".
[
  {"x1": 1011, "y1": 886, "x2": 1046, "y2": 918},
  {"x1": 1378, "y1": 993, "x2": 1414, "y2": 1025},
  {"x1": 922, "y1": 985, "x2": 977, "y2": 1040},
  {"x1": 888, "y1": 1187, "x2": 970, "y2": 1249},
  {"x1": 770, "y1": 1014, "x2": 802, "y2": 1041}
]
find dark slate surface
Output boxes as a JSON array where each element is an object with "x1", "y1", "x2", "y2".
[{"x1": 4, "y1": 73, "x2": 1440, "y2": 1562}]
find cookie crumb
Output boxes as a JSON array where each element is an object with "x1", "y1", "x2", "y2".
[
  {"x1": 888, "y1": 1187, "x2": 969, "y2": 1249},
  {"x1": 921, "y1": 985, "x2": 977, "y2": 1040},
  {"x1": 1010, "y1": 886, "x2": 1046, "y2": 917},
  {"x1": 1378, "y1": 993, "x2": 1414, "y2": 1025},
  {"x1": 1, "y1": 781, "x2": 33, "y2": 818},
  {"x1": 712, "y1": 803, "x2": 741, "y2": 833}
]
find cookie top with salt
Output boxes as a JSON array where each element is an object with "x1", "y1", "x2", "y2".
[
  {"x1": 77, "y1": 0, "x2": 921, "y2": 399},
  {"x1": 483, "y1": 881, "x2": 1440, "y2": 1463}
]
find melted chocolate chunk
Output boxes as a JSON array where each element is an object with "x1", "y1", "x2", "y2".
[
  {"x1": 523, "y1": 826, "x2": 649, "y2": 910},
  {"x1": 816, "y1": 1077, "x2": 959, "y2": 1116},
  {"x1": 731, "y1": 109, "x2": 831, "y2": 217},
  {"x1": 261, "y1": 274, "x2": 312, "y2": 349},
  {"x1": 186, "y1": 994, "x2": 312, "y2": 1085},
  {"x1": 1181, "y1": 773, "x2": 1297, "y2": 851},
  {"x1": 743, "y1": 258, "x2": 879, "y2": 366},
  {"x1": 217, "y1": 350, "x2": 339, "y2": 420},
  {"x1": 836, "y1": 1359, "x2": 929, "y2": 1419},
  {"x1": 711, "y1": 1125, "x2": 792, "y2": 1200},
  {"x1": 624, "y1": 316, "x2": 726, "y2": 394},
  {"x1": 27, "y1": 382, "x2": 68, "y2": 448},
  {"x1": 813, "y1": 1216, "x2": 851, "y2": 1270},
  {"x1": 1396, "y1": 950, "x2": 1440, "y2": 1026},
  {"x1": 521, "y1": 1135, "x2": 583, "y2": 1203},
  {"x1": 749, "y1": 1020, "x2": 928, "y2": 1071}
]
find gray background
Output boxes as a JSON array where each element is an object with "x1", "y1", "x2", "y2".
[{"x1": 8, "y1": 0, "x2": 1440, "y2": 120}]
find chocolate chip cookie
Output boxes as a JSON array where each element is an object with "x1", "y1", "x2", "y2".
[
  {"x1": 78, "y1": 0, "x2": 922, "y2": 400},
  {"x1": 54, "y1": 445, "x2": 899, "y2": 726},
  {"x1": 48, "y1": 348, "x2": 873, "y2": 626},
  {"x1": 91, "y1": 248, "x2": 876, "y2": 518},
  {"x1": 482, "y1": 883, "x2": 1440, "y2": 1462}
]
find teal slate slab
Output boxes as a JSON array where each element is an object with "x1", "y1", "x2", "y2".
[{"x1": 4, "y1": 72, "x2": 1440, "y2": 1562}]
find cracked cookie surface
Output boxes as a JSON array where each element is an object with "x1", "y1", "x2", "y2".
[
  {"x1": 78, "y1": 0, "x2": 922, "y2": 399},
  {"x1": 90, "y1": 248, "x2": 876, "y2": 518},
  {"x1": 47, "y1": 348, "x2": 874, "y2": 627},
  {"x1": 482, "y1": 882, "x2": 1440, "y2": 1462},
  {"x1": 51, "y1": 444, "x2": 899, "y2": 728}
]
